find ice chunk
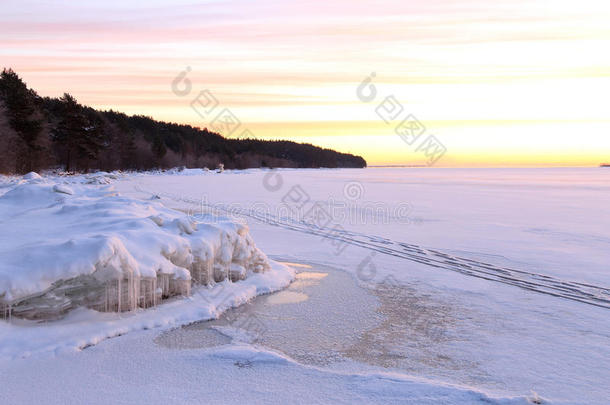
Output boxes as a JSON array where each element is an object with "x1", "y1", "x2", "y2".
[
  {"x1": 53, "y1": 184, "x2": 74, "y2": 195},
  {"x1": 0, "y1": 177, "x2": 271, "y2": 321}
]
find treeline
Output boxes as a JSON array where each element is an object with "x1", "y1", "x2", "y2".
[{"x1": 0, "y1": 69, "x2": 366, "y2": 174}]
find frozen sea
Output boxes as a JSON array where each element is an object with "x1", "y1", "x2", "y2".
[{"x1": 1, "y1": 167, "x2": 609, "y2": 404}]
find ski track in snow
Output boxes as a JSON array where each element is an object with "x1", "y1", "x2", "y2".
[{"x1": 137, "y1": 185, "x2": 610, "y2": 310}]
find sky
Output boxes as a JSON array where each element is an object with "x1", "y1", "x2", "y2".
[{"x1": 1, "y1": 0, "x2": 610, "y2": 167}]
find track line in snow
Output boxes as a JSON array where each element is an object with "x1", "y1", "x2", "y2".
[{"x1": 138, "y1": 186, "x2": 610, "y2": 310}]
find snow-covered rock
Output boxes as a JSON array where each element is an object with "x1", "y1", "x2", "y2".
[{"x1": 22, "y1": 172, "x2": 42, "y2": 181}]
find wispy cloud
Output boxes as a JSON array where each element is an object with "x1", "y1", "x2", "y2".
[{"x1": 1, "y1": 0, "x2": 609, "y2": 166}]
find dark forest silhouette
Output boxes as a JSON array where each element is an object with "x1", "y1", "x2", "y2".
[{"x1": 0, "y1": 68, "x2": 366, "y2": 174}]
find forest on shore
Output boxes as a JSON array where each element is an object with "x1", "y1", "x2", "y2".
[{"x1": 0, "y1": 69, "x2": 366, "y2": 174}]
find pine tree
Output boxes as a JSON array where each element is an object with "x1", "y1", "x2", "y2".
[
  {"x1": 52, "y1": 94, "x2": 102, "y2": 172},
  {"x1": 152, "y1": 134, "x2": 167, "y2": 163},
  {"x1": 0, "y1": 68, "x2": 43, "y2": 173}
]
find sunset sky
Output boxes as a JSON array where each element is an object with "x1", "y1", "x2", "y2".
[{"x1": 2, "y1": 0, "x2": 609, "y2": 166}]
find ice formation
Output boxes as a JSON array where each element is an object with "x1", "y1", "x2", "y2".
[{"x1": 0, "y1": 174, "x2": 270, "y2": 321}]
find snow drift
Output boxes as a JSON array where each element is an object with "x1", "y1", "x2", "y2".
[{"x1": 0, "y1": 175, "x2": 270, "y2": 320}]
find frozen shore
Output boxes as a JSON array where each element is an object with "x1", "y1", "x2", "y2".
[{"x1": 1, "y1": 167, "x2": 609, "y2": 404}]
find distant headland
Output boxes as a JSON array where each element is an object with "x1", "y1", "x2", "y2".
[{"x1": 0, "y1": 68, "x2": 366, "y2": 174}]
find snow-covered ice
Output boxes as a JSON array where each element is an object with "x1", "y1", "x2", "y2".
[{"x1": 0, "y1": 173, "x2": 273, "y2": 320}]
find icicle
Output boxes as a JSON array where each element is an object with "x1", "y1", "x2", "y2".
[
  {"x1": 129, "y1": 273, "x2": 135, "y2": 311},
  {"x1": 152, "y1": 278, "x2": 157, "y2": 307},
  {"x1": 206, "y1": 260, "x2": 213, "y2": 286},
  {"x1": 138, "y1": 278, "x2": 156, "y2": 309},
  {"x1": 128, "y1": 273, "x2": 132, "y2": 311},
  {"x1": 127, "y1": 276, "x2": 131, "y2": 311},
  {"x1": 139, "y1": 279, "x2": 144, "y2": 308}
]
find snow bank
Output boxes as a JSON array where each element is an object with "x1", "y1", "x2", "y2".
[{"x1": 0, "y1": 174, "x2": 272, "y2": 320}]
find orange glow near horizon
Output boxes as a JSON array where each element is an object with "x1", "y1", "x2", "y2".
[{"x1": 1, "y1": 0, "x2": 609, "y2": 167}]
